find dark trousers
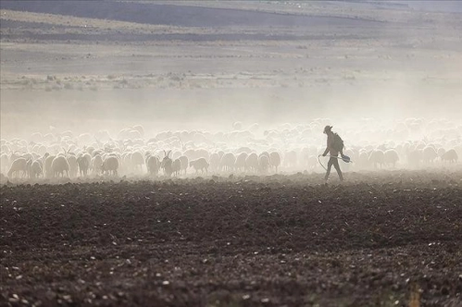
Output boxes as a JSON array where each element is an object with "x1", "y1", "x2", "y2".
[{"x1": 325, "y1": 156, "x2": 343, "y2": 181}]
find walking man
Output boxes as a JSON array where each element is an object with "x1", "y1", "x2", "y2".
[{"x1": 322, "y1": 125, "x2": 344, "y2": 182}]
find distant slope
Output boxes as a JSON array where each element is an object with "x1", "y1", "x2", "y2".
[
  {"x1": 339, "y1": 0, "x2": 462, "y2": 13},
  {"x1": 384, "y1": 1, "x2": 462, "y2": 13},
  {"x1": 1, "y1": 0, "x2": 382, "y2": 28}
]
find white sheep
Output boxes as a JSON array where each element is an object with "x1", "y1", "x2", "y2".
[
  {"x1": 258, "y1": 154, "x2": 270, "y2": 173},
  {"x1": 35, "y1": 144, "x2": 47, "y2": 156},
  {"x1": 132, "y1": 125, "x2": 145, "y2": 137},
  {"x1": 161, "y1": 150, "x2": 173, "y2": 176},
  {"x1": 91, "y1": 155, "x2": 104, "y2": 175},
  {"x1": 77, "y1": 153, "x2": 91, "y2": 177},
  {"x1": 235, "y1": 152, "x2": 248, "y2": 172},
  {"x1": 44, "y1": 155, "x2": 55, "y2": 178},
  {"x1": 172, "y1": 159, "x2": 182, "y2": 176},
  {"x1": 178, "y1": 155, "x2": 189, "y2": 175},
  {"x1": 131, "y1": 151, "x2": 144, "y2": 172},
  {"x1": 455, "y1": 145, "x2": 462, "y2": 161},
  {"x1": 209, "y1": 153, "x2": 221, "y2": 172},
  {"x1": 189, "y1": 158, "x2": 209, "y2": 173},
  {"x1": 60, "y1": 130, "x2": 74, "y2": 139},
  {"x1": 249, "y1": 123, "x2": 259, "y2": 133},
  {"x1": 118, "y1": 128, "x2": 142, "y2": 140},
  {"x1": 437, "y1": 147, "x2": 446, "y2": 157},
  {"x1": 441, "y1": 149, "x2": 458, "y2": 163},
  {"x1": 183, "y1": 149, "x2": 198, "y2": 161},
  {"x1": 67, "y1": 154, "x2": 79, "y2": 177},
  {"x1": 232, "y1": 121, "x2": 243, "y2": 130},
  {"x1": 146, "y1": 155, "x2": 160, "y2": 176},
  {"x1": 306, "y1": 155, "x2": 318, "y2": 171},
  {"x1": 172, "y1": 151, "x2": 182, "y2": 160},
  {"x1": 7, "y1": 157, "x2": 28, "y2": 178},
  {"x1": 422, "y1": 146, "x2": 438, "y2": 163},
  {"x1": 220, "y1": 153, "x2": 236, "y2": 172},
  {"x1": 30, "y1": 132, "x2": 43, "y2": 143},
  {"x1": 95, "y1": 130, "x2": 112, "y2": 143},
  {"x1": 78, "y1": 133, "x2": 93, "y2": 145},
  {"x1": 195, "y1": 149, "x2": 210, "y2": 161},
  {"x1": 28, "y1": 160, "x2": 43, "y2": 179},
  {"x1": 283, "y1": 150, "x2": 297, "y2": 168},
  {"x1": 245, "y1": 153, "x2": 259, "y2": 172},
  {"x1": 1, "y1": 153, "x2": 10, "y2": 174},
  {"x1": 51, "y1": 156, "x2": 70, "y2": 177},
  {"x1": 236, "y1": 147, "x2": 252, "y2": 154},
  {"x1": 357, "y1": 150, "x2": 371, "y2": 169},
  {"x1": 384, "y1": 149, "x2": 399, "y2": 168},
  {"x1": 122, "y1": 153, "x2": 132, "y2": 173},
  {"x1": 101, "y1": 156, "x2": 119, "y2": 176},
  {"x1": 368, "y1": 150, "x2": 385, "y2": 168},
  {"x1": 269, "y1": 152, "x2": 281, "y2": 172}
]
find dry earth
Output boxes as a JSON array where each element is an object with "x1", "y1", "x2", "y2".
[{"x1": 1, "y1": 171, "x2": 462, "y2": 306}]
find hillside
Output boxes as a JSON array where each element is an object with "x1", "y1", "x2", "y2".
[
  {"x1": 1, "y1": 0, "x2": 462, "y2": 137},
  {"x1": 1, "y1": 0, "x2": 382, "y2": 28}
]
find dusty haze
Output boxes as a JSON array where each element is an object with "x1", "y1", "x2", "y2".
[
  {"x1": 2, "y1": 3, "x2": 462, "y2": 306},
  {"x1": 1, "y1": 0, "x2": 461, "y2": 140}
]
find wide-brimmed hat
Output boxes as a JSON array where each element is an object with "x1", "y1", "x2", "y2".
[{"x1": 323, "y1": 125, "x2": 333, "y2": 133}]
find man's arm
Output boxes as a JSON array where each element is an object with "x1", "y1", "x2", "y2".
[{"x1": 322, "y1": 135, "x2": 330, "y2": 156}]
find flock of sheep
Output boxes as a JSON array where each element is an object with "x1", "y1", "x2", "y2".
[{"x1": 1, "y1": 118, "x2": 461, "y2": 182}]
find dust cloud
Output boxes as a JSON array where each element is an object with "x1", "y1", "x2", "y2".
[{"x1": 1, "y1": 0, "x2": 461, "y2": 178}]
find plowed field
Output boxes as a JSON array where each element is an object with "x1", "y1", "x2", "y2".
[{"x1": 1, "y1": 171, "x2": 461, "y2": 306}]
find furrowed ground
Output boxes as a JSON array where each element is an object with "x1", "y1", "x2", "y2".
[{"x1": 1, "y1": 170, "x2": 461, "y2": 306}]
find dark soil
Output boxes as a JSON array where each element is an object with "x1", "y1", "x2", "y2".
[{"x1": 1, "y1": 171, "x2": 462, "y2": 306}]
